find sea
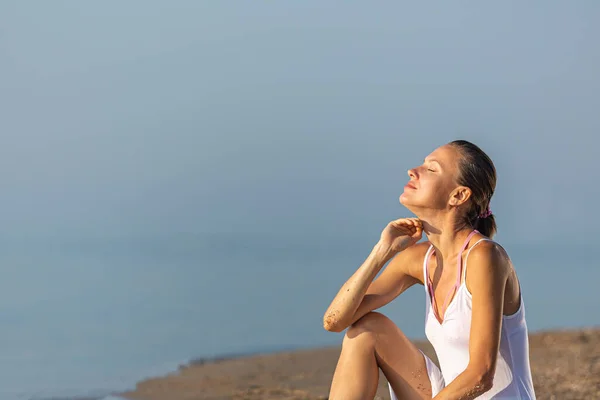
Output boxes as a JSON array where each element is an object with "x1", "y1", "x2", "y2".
[{"x1": 0, "y1": 234, "x2": 597, "y2": 400}]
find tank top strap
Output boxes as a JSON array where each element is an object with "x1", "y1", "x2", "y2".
[
  {"x1": 455, "y1": 230, "x2": 479, "y2": 288},
  {"x1": 423, "y1": 244, "x2": 434, "y2": 287},
  {"x1": 461, "y1": 238, "x2": 493, "y2": 283}
]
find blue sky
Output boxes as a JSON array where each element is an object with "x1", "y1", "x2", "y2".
[{"x1": 1, "y1": 2, "x2": 598, "y2": 245}]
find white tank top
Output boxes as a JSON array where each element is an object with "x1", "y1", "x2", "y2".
[{"x1": 423, "y1": 233, "x2": 536, "y2": 399}]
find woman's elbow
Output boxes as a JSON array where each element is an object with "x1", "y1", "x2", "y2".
[
  {"x1": 472, "y1": 367, "x2": 495, "y2": 395},
  {"x1": 476, "y1": 375, "x2": 494, "y2": 394},
  {"x1": 323, "y1": 314, "x2": 347, "y2": 332}
]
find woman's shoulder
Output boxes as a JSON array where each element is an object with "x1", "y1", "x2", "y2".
[
  {"x1": 388, "y1": 241, "x2": 433, "y2": 283},
  {"x1": 464, "y1": 236, "x2": 522, "y2": 314},
  {"x1": 464, "y1": 237, "x2": 513, "y2": 284},
  {"x1": 408, "y1": 240, "x2": 434, "y2": 259},
  {"x1": 468, "y1": 235, "x2": 511, "y2": 263}
]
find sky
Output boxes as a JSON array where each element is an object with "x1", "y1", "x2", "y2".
[{"x1": 1, "y1": 1, "x2": 598, "y2": 246}]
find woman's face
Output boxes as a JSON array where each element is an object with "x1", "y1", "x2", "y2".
[{"x1": 399, "y1": 144, "x2": 463, "y2": 213}]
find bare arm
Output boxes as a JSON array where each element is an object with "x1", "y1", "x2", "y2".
[
  {"x1": 323, "y1": 243, "x2": 395, "y2": 332},
  {"x1": 323, "y1": 218, "x2": 424, "y2": 332},
  {"x1": 433, "y1": 242, "x2": 510, "y2": 400}
]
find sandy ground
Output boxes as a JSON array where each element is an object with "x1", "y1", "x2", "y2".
[{"x1": 120, "y1": 328, "x2": 599, "y2": 400}]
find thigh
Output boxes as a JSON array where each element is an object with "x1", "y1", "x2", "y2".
[{"x1": 348, "y1": 312, "x2": 433, "y2": 400}]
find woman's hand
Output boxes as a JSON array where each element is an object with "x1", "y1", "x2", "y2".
[{"x1": 379, "y1": 218, "x2": 423, "y2": 255}]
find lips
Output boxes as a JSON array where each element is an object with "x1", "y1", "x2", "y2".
[{"x1": 404, "y1": 181, "x2": 417, "y2": 190}]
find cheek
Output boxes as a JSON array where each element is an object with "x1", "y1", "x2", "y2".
[
  {"x1": 421, "y1": 176, "x2": 442, "y2": 192},
  {"x1": 421, "y1": 177, "x2": 452, "y2": 202}
]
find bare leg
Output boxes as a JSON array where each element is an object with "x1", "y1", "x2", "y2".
[{"x1": 329, "y1": 312, "x2": 433, "y2": 400}]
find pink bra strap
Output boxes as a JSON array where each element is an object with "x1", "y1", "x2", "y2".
[
  {"x1": 427, "y1": 230, "x2": 479, "y2": 321},
  {"x1": 455, "y1": 230, "x2": 479, "y2": 286}
]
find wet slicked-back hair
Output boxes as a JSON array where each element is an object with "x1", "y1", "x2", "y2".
[{"x1": 449, "y1": 140, "x2": 497, "y2": 238}]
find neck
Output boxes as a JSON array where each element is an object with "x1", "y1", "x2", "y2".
[{"x1": 419, "y1": 211, "x2": 474, "y2": 262}]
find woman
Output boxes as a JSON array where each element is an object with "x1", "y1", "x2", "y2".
[{"x1": 323, "y1": 140, "x2": 535, "y2": 399}]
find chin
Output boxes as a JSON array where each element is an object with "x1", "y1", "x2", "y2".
[
  {"x1": 399, "y1": 191, "x2": 414, "y2": 207},
  {"x1": 399, "y1": 193, "x2": 422, "y2": 215}
]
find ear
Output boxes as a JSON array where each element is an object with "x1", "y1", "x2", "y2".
[{"x1": 449, "y1": 186, "x2": 472, "y2": 207}]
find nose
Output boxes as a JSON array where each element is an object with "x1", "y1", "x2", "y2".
[{"x1": 407, "y1": 168, "x2": 417, "y2": 179}]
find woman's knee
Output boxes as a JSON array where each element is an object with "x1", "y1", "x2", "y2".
[{"x1": 346, "y1": 312, "x2": 394, "y2": 341}]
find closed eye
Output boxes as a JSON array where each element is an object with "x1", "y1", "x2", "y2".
[{"x1": 424, "y1": 158, "x2": 442, "y2": 172}]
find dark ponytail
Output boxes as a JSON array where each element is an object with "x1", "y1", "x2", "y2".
[
  {"x1": 450, "y1": 140, "x2": 497, "y2": 238},
  {"x1": 474, "y1": 213, "x2": 496, "y2": 239}
]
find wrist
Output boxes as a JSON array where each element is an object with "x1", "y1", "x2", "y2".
[{"x1": 373, "y1": 241, "x2": 396, "y2": 263}]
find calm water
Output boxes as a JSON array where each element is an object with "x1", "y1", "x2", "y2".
[{"x1": 0, "y1": 235, "x2": 597, "y2": 400}]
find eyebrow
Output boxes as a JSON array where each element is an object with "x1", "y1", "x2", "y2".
[{"x1": 424, "y1": 158, "x2": 442, "y2": 166}]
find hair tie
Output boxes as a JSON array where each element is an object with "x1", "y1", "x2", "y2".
[{"x1": 478, "y1": 208, "x2": 492, "y2": 219}]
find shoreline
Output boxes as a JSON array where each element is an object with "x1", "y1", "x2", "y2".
[{"x1": 117, "y1": 327, "x2": 600, "y2": 400}]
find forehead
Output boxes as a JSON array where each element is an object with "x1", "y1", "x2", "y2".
[{"x1": 425, "y1": 145, "x2": 461, "y2": 171}]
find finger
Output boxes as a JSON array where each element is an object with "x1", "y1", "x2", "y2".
[
  {"x1": 391, "y1": 218, "x2": 408, "y2": 226},
  {"x1": 413, "y1": 226, "x2": 423, "y2": 238}
]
